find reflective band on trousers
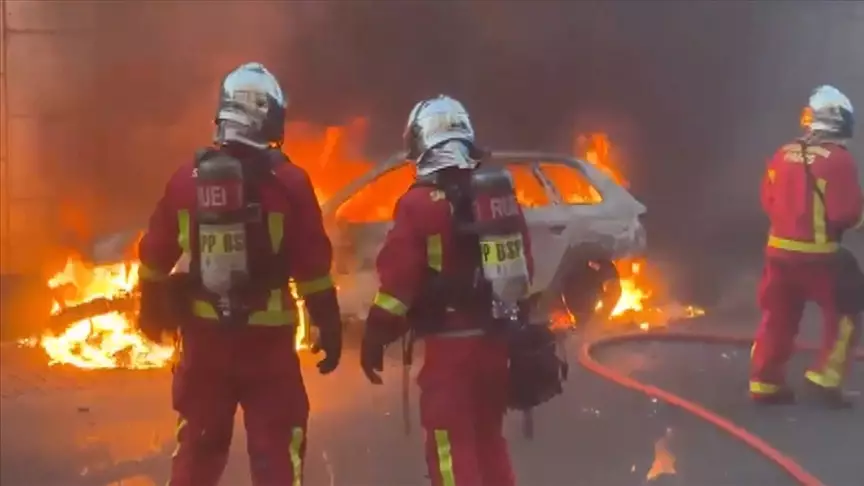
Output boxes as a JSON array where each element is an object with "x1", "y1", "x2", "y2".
[
  {"x1": 749, "y1": 381, "x2": 782, "y2": 395},
  {"x1": 373, "y1": 291, "x2": 408, "y2": 317},
  {"x1": 428, "y1": 234, "x2": 443, "y2": 271},
  {"x1": 289, "y1": 427, "x2": 305, "y2": 486},
  {"x1": 176, "y1": 209, "x2": 297, "y2": 326},
  {"x1": 434, "y1": 429, "x2": 456, "y2": 486},
  {"x1": 805, "y1": 316, "x2": 856, "y2": 389}
]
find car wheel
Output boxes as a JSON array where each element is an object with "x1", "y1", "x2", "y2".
[{"x1": 561, "y1": 260, "x2": 621, "y2": 326}]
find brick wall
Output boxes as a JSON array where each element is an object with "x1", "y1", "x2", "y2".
[{"x1": 0, "y1": 1, "x2": 97, "y2": 275}]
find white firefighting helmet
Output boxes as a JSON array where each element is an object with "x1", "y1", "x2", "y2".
[
  {"x1": 214, "y1": 62, "x2": 288, "y2": 149},
  {"x1": 403, "y1": 94, "x2": 484, "y2": 175},
  {"x1": 804, "y1": 85, "x2": 854, "y2": 138}
]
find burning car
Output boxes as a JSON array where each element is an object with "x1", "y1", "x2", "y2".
[
  {"x1": 324, "y1": 150, "x2": 647, "y2": 325},
  {"x1": 8, "y1": 127, "x2": 702, "y2": 371}
]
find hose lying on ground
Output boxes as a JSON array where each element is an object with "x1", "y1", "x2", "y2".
[{"x1": 578, "y1": 330, "x2": 864, "y2": 486}]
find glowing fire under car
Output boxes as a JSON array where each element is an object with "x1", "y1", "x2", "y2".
[{"x1": 24, "y1": 122, "x2": 702, "y2": 369}]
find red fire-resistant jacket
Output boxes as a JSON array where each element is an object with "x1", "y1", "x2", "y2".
[
  {"x1": 365, "y1": 174, "x2": 535, "y2": 345},
  {"x1": 137, "y1": 147, "x2": 339, "y2": 363},
  {"x1": 762, "y1": 141, "x2": 864, "y2": 261}
]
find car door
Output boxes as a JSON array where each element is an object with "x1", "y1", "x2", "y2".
[
  {"x1": 536, "y1": 160, "x2": 645, "y2": 260},
  {"x1": 327, "y1": 165, "x2": 414, "y2": 317},
  {"x1": 500, "y1": 162, "x2": 575, "y2": 295}
]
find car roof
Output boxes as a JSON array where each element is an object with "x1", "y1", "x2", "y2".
[{"x1": 320, "y1": 150, "x2": 625, "y2": 216}]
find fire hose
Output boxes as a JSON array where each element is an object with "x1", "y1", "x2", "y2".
[{"x1": 578, "y1": 330, "x2": 864, "y2": 486}]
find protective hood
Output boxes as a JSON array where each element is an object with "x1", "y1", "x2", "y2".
[{"x1": 416, "y1": 140, "x2": 479, "y2": 177}]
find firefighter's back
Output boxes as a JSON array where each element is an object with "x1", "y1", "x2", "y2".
[
  {"x1": 765, "y1": 142, "x2": 848, "y2": 261},
  {"x1": 178, "y1": 148, "x2": 303, "y2": 372}
]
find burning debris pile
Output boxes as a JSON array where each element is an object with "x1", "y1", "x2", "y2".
[
  {"x1": 38, "y1": 257, "x2": 173, "y2": 370},
  {"x1": 22, "y1": 121, "x2": 702, "y2": 370}
]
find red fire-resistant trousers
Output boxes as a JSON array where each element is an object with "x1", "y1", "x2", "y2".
[
  {"x1": 750, "y1": 258, "x2": 862, "y2": 399},
  {"x1": 419, "y1": 333, "x2": 515, "y2": 486},
  {"x1": 168, "y1": 325, "x2": 308, "y2": 486}
]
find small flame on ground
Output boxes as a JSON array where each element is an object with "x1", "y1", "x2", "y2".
[{"x1": 646, "y1": 427, "x2": 677, "y2": 481}]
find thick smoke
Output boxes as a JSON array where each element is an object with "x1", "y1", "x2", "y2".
[{"x1": 9, "y1": 1, "x2": 864, "y2": 301}]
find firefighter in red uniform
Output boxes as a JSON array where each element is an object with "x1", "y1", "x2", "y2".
[
  {"x1": 136, "y1": 62, "x2": 342, "y2": 485},
  {"x1": 751, "y1": 85, "x2": 864, "y2": 407},
  {"x1": 360, "y1": 95, "x2": 564, "y2": 486}
]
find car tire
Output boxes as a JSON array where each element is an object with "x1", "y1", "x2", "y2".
[{"x1": 561, "y1": 260, "x2": 621, "y2": 326}]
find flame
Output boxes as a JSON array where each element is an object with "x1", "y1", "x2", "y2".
[
  {"x1": 800, "y1": 106, "x2": 813, "y2": 129},
  {"x1": 38, "y1": 257, "x2": 174, "y2": 369},
  {"x1": 544, "y1": 132, "x2": 705, "y2": 329},
  {"x1": 290, "y1": 280, "x2": 310, "y2": 351},
  {"x1": 646, "y1": 427, "x2": 677, "y2": 481}
]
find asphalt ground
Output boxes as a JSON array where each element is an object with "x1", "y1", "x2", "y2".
[{"x1": 1, "y1": 307, "x2": 862, "y2": 486}]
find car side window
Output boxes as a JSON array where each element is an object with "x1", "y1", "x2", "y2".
[
  {"x1": 505, "y1": 164, "x2": 551, "y2": 208},
  {"x1": 336, "y1": 165, "x2": 416, "y2": 223},
  {"x1": 538, "y1": 162, "x2": 603, "y2": 204}
]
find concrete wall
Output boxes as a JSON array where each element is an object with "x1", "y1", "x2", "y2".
[{"x1": 0, "y1": 1, "x2": 98, "y2": 275}]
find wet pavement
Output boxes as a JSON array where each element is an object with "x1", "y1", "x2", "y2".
[{"x1": 1, "y1": 308, "x2": 862, "y2": 486}]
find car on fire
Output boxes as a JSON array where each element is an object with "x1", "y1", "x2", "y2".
[
  {"x1": 3, "y1": 150, "x2": 646, "y2": 343},
  {"x1": 323, "y1": 151, "x2": 647, "y2": 325}
]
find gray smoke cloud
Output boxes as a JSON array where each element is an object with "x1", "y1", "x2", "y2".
[{"x1": 5, "y1": 1, "x2": 863, "y2": 298}]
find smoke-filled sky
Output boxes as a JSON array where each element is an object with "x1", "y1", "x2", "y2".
[{"x1": 7, "y1": 0, "x2": 864, "y2": 283}]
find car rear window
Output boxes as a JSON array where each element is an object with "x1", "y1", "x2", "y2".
[
  {"x1": 538, "y1": 163, "x2": 603, "y2": 204},
  {"x1": 335, "y1": 165, "x2": 415, "y2": 223},
  {"x1": 506, "y1": 165, "x2": 551, "y2": 208}
]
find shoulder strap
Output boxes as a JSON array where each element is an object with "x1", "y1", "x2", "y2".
[{"x1": 799, "y1": 140, "x2": 837, "y2": 234}]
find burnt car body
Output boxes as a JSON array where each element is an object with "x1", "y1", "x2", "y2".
[{"x1": 323, "y1": 151, "x2": 647, "y2": 324}]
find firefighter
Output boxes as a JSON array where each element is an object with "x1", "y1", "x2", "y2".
[
  {"x1": 751, "y1": 84, "x2": 864, "y2": 407},
  {"x1": 136, "y1": 62, "x2": 342, "y2": 485},
  {"x1": 360, "y1": 94, "x2": 552, "y2": 486}
]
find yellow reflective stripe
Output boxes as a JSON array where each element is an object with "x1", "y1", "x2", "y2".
[
  {"x1": 289, "y1": 426, "x2": 305, "y2": 486},
  {"x1": 427, "y1": 234, "x2": 443, "y2": 271},
  {"x1": 813, "y1": 178, "x2": 828, "y2": 244},
  {"x1": 295, "y1": 275, "x2": 334, "y2": 296},
  {"x1": 171, "y1": 417, "x2": 187, "y2": 459},
  {"x1": 268, "y1": 212, "x2": 284, "y2": 253},
  {"x1": 749, "y1": 381, "x2": 781, "y2": 395},
  {"x1": 373, "y1": 291, "x2": 408, "y2": 317},
  {"x1": 192, "y1": 300, "x2": 219, "y2": 319},
  {"x1": 177, "y1": 209, "x2": 190, "y2": 254},
  {"x1": 191, "y1": 290, "x2": 296, "y2": 326},
  {"x1": 766, "y1": 235, "x2": 839, "y2": 254},
  {"x1": 805, "y1": 316, "x2": 856, "y2": 389},
  {"x1": 434, "y1": 429, "x2": 456, "y2": 486},
  {"x1": 139, "y1": 264, "x2": 169, "y2": 282}
]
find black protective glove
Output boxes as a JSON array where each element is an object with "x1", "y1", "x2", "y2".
[
  {"x1": 312, "y1": 324, "x2": 342, "y2": 375},
  {"x1": 360, "y1": 331, "x2": 385, "y2": 385},
  {"x1": 137, "y1": 279, "x2": 173, "y2": 344}
]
